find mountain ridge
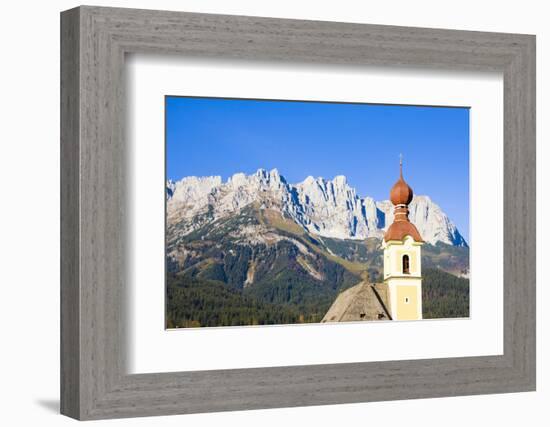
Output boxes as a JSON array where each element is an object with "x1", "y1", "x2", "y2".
[
  {"x1": 167, "y1": 168, "x2": 468, "y2": 247},
  {"x1": 165, "y1": 168, "x2": 470, "y2": 328}
]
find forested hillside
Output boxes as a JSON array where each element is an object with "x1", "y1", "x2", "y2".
[
  {"x1": 166, "y1": 267, "x2": 469, "y2": 328},
  {"x1": 422, "y1": 268, "x2": 470, "y2": 319}
]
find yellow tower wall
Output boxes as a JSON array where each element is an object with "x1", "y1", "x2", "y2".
[{"x1": 382, "y1": 236, "x2": 423, "y2": 321}]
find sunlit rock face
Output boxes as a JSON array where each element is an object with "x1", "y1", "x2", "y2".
[{"x1": 167, "y1": 168, "x2": 467, "y2": 247}]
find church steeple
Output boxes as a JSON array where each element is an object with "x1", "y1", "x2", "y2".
[
  {"x1": 382, "y1": 156, "x2": 424, "y2": 321},
  {"x1": 390, "y1": 155, "x2": 413, "y2": 207},
  {"x1": 384, "y1": 157, "x2": 423, "y2": 243}
]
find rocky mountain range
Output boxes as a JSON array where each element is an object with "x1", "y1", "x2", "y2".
[
  {"x1": 165, "y1": 169, "x2": 470, "y2": 327},
  {"x1": 167, "y1": 168, "x2": 467, "y2": 247}
]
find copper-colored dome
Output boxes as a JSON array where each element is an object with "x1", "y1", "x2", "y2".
[
  {"x1": 384, "y1": 220, "x2": 423, "y2": 242},
  {"x1": 383, "y1": 157, "x2": 423, "y2": 243},
  {"x1": 390, "y1": 175, "x2": 413, "y2": 206}
]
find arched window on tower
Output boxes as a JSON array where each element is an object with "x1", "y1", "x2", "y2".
[{"x1": 402, "y1": 254, "x2": 410, "y2": 274}]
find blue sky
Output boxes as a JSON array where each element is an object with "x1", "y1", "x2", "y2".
[{"x1": 166, "y1": 96, "x2": 470, "y2": 242}]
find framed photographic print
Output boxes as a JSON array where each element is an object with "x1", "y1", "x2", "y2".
[
  {"x1": 164, "y1": 97, "x2": 470, "y2": 329},
  {"x1": 61, "y1": 6, "x2": 536, "y2": 420}
]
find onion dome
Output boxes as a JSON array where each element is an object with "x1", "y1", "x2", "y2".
[
  {"x1": 390, "y1": 161, "x2": 413, "y2": 206},
  {"x1": 384, "y1": 156, "x2": 423, "y2": 243}
]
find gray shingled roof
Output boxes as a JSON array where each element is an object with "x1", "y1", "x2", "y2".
[{"x1": 321, "y1": 282, "x2": 391, "y2": 323}]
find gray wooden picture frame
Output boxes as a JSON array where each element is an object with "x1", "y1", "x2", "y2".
[{"x1": 60, "y1": 5, "x2": 536, "y2": 420}]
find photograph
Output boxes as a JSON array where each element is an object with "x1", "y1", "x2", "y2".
[{"x1": 165, "y1": 96, "x2": 470, "y2": 328}]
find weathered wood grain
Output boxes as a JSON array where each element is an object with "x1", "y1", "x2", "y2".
[
  {"x1": 60, "y1": 6, "x2": 536, "y2": 420},
  {"x1": 60, "y1": 7, "x2": 80, "y2": 419}
]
